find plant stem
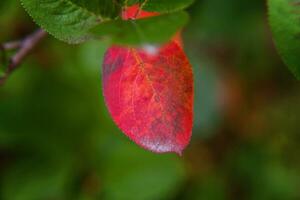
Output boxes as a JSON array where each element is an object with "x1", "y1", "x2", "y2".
[{"x1": 0, "y1": 29, "x2": 47, "y2": 86}]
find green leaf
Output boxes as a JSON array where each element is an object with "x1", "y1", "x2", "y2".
[
  {"x1": 143, "y1": 0, "x2": 194, "y2": 13},
  {"x1": 91, "y1": 11, "x2": 189, "y2": 45},
  {"x1": 71, "y1": 0, "x2": 123, "y2": 18},
  {"x1": 268, "y1": 0, "x2": 300, "y2": 79},
  {"x1": 126, "y1": 0, "x2": 143, "y2": 6},
  {"x1": 125, "y1": 0, "x2": 194, "y2": 13},
  {"x1": 20, "y1": 0, "x2": 124, "y2": 43}
]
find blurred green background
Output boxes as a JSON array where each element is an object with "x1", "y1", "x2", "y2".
[{"x1": 1, "y1": 0, "x2": 300, "y2": 199}]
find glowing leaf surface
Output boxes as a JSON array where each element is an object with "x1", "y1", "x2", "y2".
[{"x1": 102, "y1": 5, "x2": 193, "y2": 154}]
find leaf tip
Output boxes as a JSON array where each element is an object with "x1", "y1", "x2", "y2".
[{"x1": 175, "y1": 149, "x2": 183, "y2": 156}]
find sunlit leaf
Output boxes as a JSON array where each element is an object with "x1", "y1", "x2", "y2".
[{"x1": 102, "y1": 41, "x2": 193, "y2": 154}]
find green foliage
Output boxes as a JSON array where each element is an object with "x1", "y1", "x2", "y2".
[
  {"x1": 91, "y1": 11, "x2": 189, "y2": 45},
  {"x1": 20, "y1": 0, "x2": 101, "y2": 43},
  {"x1": 126, "y1": 0, "x2": 194, "y2": 13},
  {"x1": 2, "y1": 0, "x2": 300, "y2": 199},
  {"x1": 185, "y1": 0, "x2": 277, "y2": 79},
  {"x1": 126, "y1": 0, "x2": 143, "y2": 6},
  {"x1": 20, "y1": 0, "x2": 191, "y2": 45},
  {"x1": 143, "y1": 0, "x2": 195, "y2": 13},
  {"x1": 268, "y1": 0, "x2": 300, "y2": 79},
  {"x1": 71, "y1": 0, "x2": 124, "y2": 19}
]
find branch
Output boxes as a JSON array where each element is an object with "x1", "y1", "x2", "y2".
[
  {"x1": 0, "y1": 29, "x2": 47, "y2": 86},
  {"x1": 2, "y1": 40, "x2": 21, "y2": 50}
]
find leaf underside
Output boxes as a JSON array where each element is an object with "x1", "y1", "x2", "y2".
[{"x1": 21, "y1": 0, "x2": 192, "y2": 45}]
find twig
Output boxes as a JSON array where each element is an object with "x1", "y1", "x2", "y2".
[
  {"x1": 0, "y1": 29, "x2": 47, "y2": 86},
  {"x1": 2, "y1": 41, "x2": 22, "y2": 50}
]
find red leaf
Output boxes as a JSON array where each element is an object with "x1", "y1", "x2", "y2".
[
  {"x1": 101, "y1": 4, "x2": 193, "y2": 154},
  {"x1": 102, "y1": 41, "x2": 194, "y2": 154}
]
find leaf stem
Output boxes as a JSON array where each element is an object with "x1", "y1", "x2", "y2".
[
  {"x1": 0, "y1": 29, "x2": 47, "y2": 86},
  {"x1": 1, "y1": 41, "x2": 22, "y2": 50}
]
